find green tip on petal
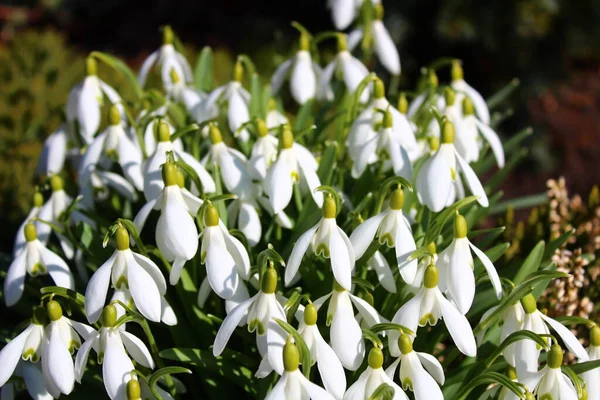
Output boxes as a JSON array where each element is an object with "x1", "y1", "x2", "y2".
[
  {"x1": 428, "y1": 70, "x2": 439, "y2": 87},
  {"x1": 156, "y1": 121, "x2": 171, "y2": 142},
  {"x1": 398, "y1": 334, "x2": 413, "y2": 355},
  {"x1": 209, "y1": 124, "x2": 223, "y2": 144},
  {"x1": 462, "y1": 97, "x2": 475, "y2": 116},
  {"x1": 374, "y1": 3, "x2": 384, "y2": 20},
  {"x1": 398, "y1": 93, "x2": 408, "y2": 114},
  {"x1": 451, "y1": 60, "x2": 463, "y2": 82},
  {"x1": 441, "y1": 121, "x2": 455, "y2": 144},
  {"x1": 390, "y1": 188, "x2": 404, "y2": 210},
  {"x1": 454, "y1": 213, "x2": 468, "y2": 238},
  {"x1": 33, "y1": 191, "x2": 44, "y2": 208},
  {"x1": 337, "y1": 34, "x2": 348, "y2": 52},
  {"x1": 547, "y1": 344, "x2": 563, "y2": 369},
  {"x1": 233, "y1": 61, "x2": 244, "y2": 82},
  {"x1": 383, "y1": 109, "x2": 393, "y2": 129},
  {"x1": 304, "y1": 303, "x2": 318, "y2": 325},
  {"x1": 280, "y1": 125, "x2": 294, "y2": 149},
  {"x1": 368, "y1": 347, "x2": 384, "y2": 369},
  {"x1": 101, "y1": 304, "x2": 118, "y2": 328},
  {"x1": 50, "y1": 175, "x2": 63, "y2": 192},
  {"x1": 283, "y1": 341, "x2": 300, "y2": 372},
  {"x1": 32, "y1": 306, "x2": 48, "y2": 326},
  {"x1": 261, "y1": 268, "x2": 278, "y2": 294},
  {"x1": 322, "y1": 196, "x2": 337, "y2": 219},
  {"x1": 24, "y1": 222, "x2": 37, "y2": 242},
  {"x1": 162, "y1": 163, "x2": 178, "y2": 187},
  {"x1": 520, "y1": 294, "x2": 538, "y2": 314},
  {"x1": 46, "y1": 300, "x2": 63, "y2": 322},
  {"x1": 256, "y1": 119, "x2": 269, "y2": 137},
  {"x1": 590, "y1": 325, "x2": 600, "y2": 347},
  {"x1": 86, "y1": 56, "x2": 97, "y2": 76},
  {"x1": 115, "y1": 227, "x2": 130, "y2": 251},
  {"x1": 170, "y1": 68, "x2": 181, "y2": 84},
  {"x1": 429, "y1": 136, "x2": 440, "y2": 151},
  {"x1": 108, "y1": 105, "x2": 121, "y2": 126},
  {"x1": 374, "y1": 78, "x2": 385, "y2": 99},
  {"x1": 204, "y1": 204, "x2": 220, "y2": 227},
  {"x1": 127, "y1": 379, "x2": 141, "y2": 400},
  {"x1": 423, "y1": 264, "x2": 439, "y2": 288},
  {"x1": 444, "y1": 87, "x2": 456, "y2": 106},
  {"x1": 163, "y1": 26, "x2": 174, "y2": 45}
]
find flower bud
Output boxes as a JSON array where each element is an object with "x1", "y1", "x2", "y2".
[
  {"x1": 108, "y1": 105, "x2": 121, "y2": 126},
  {"x1": 368, "y1": 347, "x2": 384, "y2": 369},
  {"x1": 32, "y1": 306, "x2": 48, "y2": 326},
  {"x1": 163, "y1": 26, "x2": 174, "y2": 45},
  {"x1": 280, "y1": 126, "x2": 294, "y2": 149},
  {"x1": 397, "y1": 93, "x2": 408, "y2": 114},
  {"x1": 115, "y1": 227, "x2": 130, "y2": 251},
  {"x1": 441, "y1": 121, "x2": 455, "y2": 144},
  {"x1": 444, "y1": 87, "x2": 456, "y2": 107},
  {"x1": 256, "y1": 119, "x2": 269, "y2": 138},
  {"x1": 204, "y1": 204, "x2": 220, "y2": 227},
  {"x1": 46, "y1": 300, "x2": 63, "y2": 322},
  {"x1": 304, "y1": 303, "x2": 318, "y2": 325},
  {"x1": 102, "y1": 304, "x2": 118, "y2": 328},
  {"x1": 162, "y1": 163, "x2": 178, "y2": 187},
  {"x1": 398, "y1": 334, "x2": 413, "y2": 355},
  {"x1": 299, "y1": 32, "x2": 310, "y2": 51},
  {"x1": 170, "y1": 68, "x2": 180, "y2": 84},
  {"x1": 454, "y1": 214, "x2": 468, "y2": 238},
  {"x1": 374, "y1": 78, "x2": 385, "y2": 99},
  {"x1": 50, "y1": 175, "x2": 63, "y2": 192},
  {"x1": 590, "y1": 325, "x2": 600, "y2": 347},
  {"x1": 261, "y1": 267, "x2": 278, "y2": 294},
  {"x1": 423, "y1": 264, "x2": 439, "y2": 288},
  {"x1": 451, "y1": 60, "x2": 463, "y2": 82},
  {"x1": 390, "y1": 188, "x2": 404, "y2": 210},
  {"x1": 86, "y1": 56, "x2": 97, "y2": 76},
  {"x1": 337, "y1": 34, "x2": 348, "y2": 52},
  {"x1": 156, "y1": 121, "x2": 171, "y2": 142},
  {"x1": 547, "y1": 344, "x2": 563, "y2": 369},
  {"x1": 322, "y1": 196, "x2": 337, "y2": 219},
  {"x1": 24, "y1": 222, "x2": 37, "y2": 242},
  {"x1": 209, "y1": 124, "x2": 223, "y2": 144},
  {"x1": 428, "y1": 136, "x2": 440, "y2": 151},
  {"x1": 462, "y1": 97, "x2": 475, "y2": 116},
  {"x1": 233, "y1": 61, "x2": 244, "y2": 83},
  {"x1": 33, "y1": 191, "x2": 44, "y2": 208},
  {"x1": 127, "y1": 379, "x2": 141, "y2": 400},
  {"x1": 520, "y1": 294, "x2": 537, "y2": 314},
  {"x1": 383, "y1": 109, "x2": 393, "y2": 129},
  {"x1": 283, "y1": 342, "x2": 300, "y2": 372}
]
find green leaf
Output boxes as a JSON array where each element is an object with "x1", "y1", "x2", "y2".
[
  {"x1": 484, "y1": 330, "x2": 549, "y2": 368},
  {"x1": 554, "y1": 316, "x2": 595, "y2": 327},
  {"x1": 352, "y1": 276, "x2": 375, "y2": 291},
  {"x1": 148, "y1": 366, "x2": 192, "y2": 390},
  {"x1": 513, "y1": 240, "x2": 545, "y2": 285},
  {"x1": 568, "y1": 359, "x2": 600, "y2": 375},
  {"x1": 249, "y1": 74, "x2": 265, "y2": 119},
  {"x1": 170, "y1": 123, "x2": 200, "y2": 142},
  {"x1": 370, "y1": 322, "x2": 414, "y2": 336},
  {"x1": 294, "y1": 99, "x2": 315, "y2": 133},
  {"x1": 194, "y1": 46, "x2": 214, "y2": 91},
  {"x1": 490, "y1": 193, "x2": 548, "y2": 214},
  {"x1": 543, "y1": 229, "x2": 575, "y2": 260},
  {"x1": 486, "y1": 78, "x2": 520, "y2": 110},
  {"x1": 175, "y1": 159, "x2": 205, "y2": 196},
  {"x1": 456, "y1": 371, "x2": 525, "y2": 400},
  {"x1": 91, "y1": 51, "x2": 143, "y2": 99}
]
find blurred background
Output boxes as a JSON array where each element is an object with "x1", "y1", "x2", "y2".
[{"x1": 0, "y1": 0, "x2": 599, "y2": 244}]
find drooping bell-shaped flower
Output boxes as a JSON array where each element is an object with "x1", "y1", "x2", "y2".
[
  {"x1": 318, "y1": 35, "x2": 370, "y2": 103},
  {"x1": 328, "y1": 0, "x2": 360, "y2": 30},
  {"x1": 4, "y1": 223, "x2": 74, "y2": 307},
  {"x1": 75, "y1": 305, "x2": 154, "y2": 400},
  {"x1": 264, "y1": 125, "x2": 323, "y2": 214},
  {"x1": 385, "y1": 334, "x2": 445, "y2": 400},
  {"x1": 266, "y1": 101, "x2": 289, "y2": 130},
  {"x1": 416, "y1": 120, "x2": 488, "y2": 212},
  {"x1": 226, "y1": 197, "x2": 263, "y2": 247},
  {"x1": 286, "y1": 196, "x2": 354, "y2": 290},
  {"x1": 350, "y1": 187, "x2": 417, "y2": 285},
  {"x1": 581, "y1": 326, "x2": 600, "y2": 400},
  {"x1": 164, "y1": 68, "x2": 205, "y2": 115},
  {"x1": 296, "y1": 303, "x2": 346, "y2": 399},
  {"x1": 451, "y1": 60, "x2": 490, "y2": 125},
  {"x1": 436, "y1": 213, "x2": 502, "y2": 314},
  {"x1": 138, "y1": 102, "x2": 182, "y2": 155},
  {"x1": 390, "y1": 264, "x2": 477, "y2": 357},
  {"x1": 344, "y1": 347, "x2": 408, "y2": 400},
  {"x1": 424, "y1": 87, "x2": 462, "y2": 139},
  {"x1": 200, "y1": 203, "x2": 251, "y2": 299},
  {"x1": 135, "y1": 163, "x2": 201, "y2": 285},
  {"x1": 513, "y1": 294, "x2": 589, "y2": 377},
  {"x1": 143, "y1": 121, "x2": 215, "y2": 202},
  {"x1": 67, "y1": 57, "x2": 124, "y2": 144},
  {"x1": 37, "y1": 124, "x2": 68, "y2": 177},
  {"x1": 13, "y1": 191, "x2": 44, "y2": 258},
  {"x1": 271, "y1": 32, "x2": 320, "y2": 105},
  {"x1": 266, "y1": 341, "x2": 336, "y2": 400},
  {"x1": 347, "y1": 4, "x2": 400, "y2": 76},
  {"x1": 138, "y1": 26, "x2": 193, "y2": 89},
  {"x1": 408, "y1": 242, "x2": 437, "y2": 293},
  {"x1": 520, "y1": 344, "x2": 579, "y2": 400},
  {"x1": 248, "y1": 119, "x2": 279, "y2": 180},
  {"x1": 476, "y1": 302, "x2": 524, "y2": 368},
  {"x1": 84, "y1": 227, "x2": 166, "y2": 324}
]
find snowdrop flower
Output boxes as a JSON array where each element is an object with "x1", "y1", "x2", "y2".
[
  {"x1": 111, "y1": 288, "x2": 177, "y2": 327},
  {"x1": 200, "y1": 61, "x2": 252, "y2": 142},
  {"x1": 318, "y1": 35, "x2": 370, "y2": 103},
  {"x1": 385, "y1": 334, "x2": 445, "y2": 400},
  {"x1": 344, "y1": 347, "x2": 408, "y2": 400},
  {"x1": 164, "y1": 68, "x2": 205, "y2": 115},
  {"x1": 451, "y1": 60, "x2": 490, "y2": 125},
  {"x1": 13, "y1": 191, "x2": 44, "y2": 257},
  {"x1": 416, "y1": 120, "x2": 488, "y2": 212},
  {"x1": 266, "y1": 101, "x2": 289, "y2": 129},
  {"x1": 226, "y1": 198, "x2": 263, "y2": 247},
  {"x1": 476, "y1": 302, "x2": 524, "y2": 367},
  {"x1": 265, "y1": 341, "x2": 335, "y2": 400},
  {"x1": 79, "y1": 105, "x2": 144, "y2": 205},
  {"x1": 75, "y1": 305, "x2": 154, "y2": 400},
  {"x1": 390, "y1": 264, "x2": 477, "y2": 357},
  {"x1": 347, "y1": 4, "x2": 400, "y2": 76},
  {"x1": 514, "y1": 294, "x2": 589, "y2": 377},
  {"x1": 406, "y1": 70, "x2": 445, "y2": 120},
  {"x1": 264, "y1": 126, "x2": 323, "y2": 214},
  {"x1": 328, "y1": 0, "x2": 360, "y2": 30},
  {"x1": 66, "y1": 57, "x2": 124, "y2": 144},
  {"x1": 520, "y1": 344, "x2": 578, "y2": 400},
  {"x1": 581, "y1": 326, "x2": 600, "y2": 400},
  {"x1": 350, "y1": 187, "x2": 417, "y2": 285},
  {"x1": 138, "y1": 103, "x2": 182, "y2": 155},
  {"x1": 143, "y1": 121, "x2": 215, "y2": 202},
  {"x1": 37, "y1": 124, "x2": 68, "y2": 177},
  {"x1": 455, "y1": 97, "x2": 505, "y2": 166},
  {"x1": 138, "y1": 26, "x2": 192, "y2": 89},
  {"x1": 200, "y1": 203, "x2": 251, "y2": 299},
  {"x1": 84, "y1": 227, "x2": 166, "y2": 324},
  {"x1": 408, "y1": 242, "x2": 437, "y2": 293},
  {"x1": 203, "y1": 124, "x2": 253, "y2": 199},
  {"x1": 4, "y1": 222, "x2": 74, "y2": 307},
  {"x1": 248, "y1": 119, "x2": 279, "y2": 180},
  {"x1": 296, "y1": 303, "x2": 346, "y2": 399},
  {"x1": 316, "y1": 281, "x2": 382, "y2": 370},
  {"x1": 436, "y1": 213, "x2": 502, "y2": 314},
  {"x1": 271, "y1": 33, "x2": 319, "y2": 105},
  {"x1": 285, "y1": 196, "x2": 354, "y2": 290},
  {"x1": 213, "y1": 267, "x2": 286, "y2": 375}
]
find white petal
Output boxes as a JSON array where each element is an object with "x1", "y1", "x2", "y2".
[
  {"x1": 315, "y1": 330, "x2": 346, "y2": 399},
  {"x1": 381, "y1": 371, "x2": 410, "y2": 400},
  {"x1": 412, "y1": 360, "x2": 444, "y2": 400},
  {"x1": 78, "y1": 79, "x2": 101, "y2": 143},
  {"x1": 221, "y1": 226, "x2": 251, "y2": 280},
  {"x1": 369, "y1": 251, "x2": 396, "y2": 293},
  {"x1": 40, "y1": 244, "x2": 74, "y2": 290},
  {"x1": 134, "y1": 197, "x2": 158, "y2": 233},
  {"x1": 373, "y1": 21, "x2": 400, "y2": 75},
  {"x1": 331, "y1": 306, "x2": 364, "y2": 371},
  {"x1": 317, "y1": 61, "x2": 336, "y2": 100},
  {"x1": 455, "y1": 151, "x2": 489, "y2": 207},
  {"x1": 161, "y1": 297, "x2": 178, "y2": 326},
  {"x1": 38, "y1": 127, "x2": 68, "y2": 175},
  {"x1": 437, "y1": 291, "x2": 477, "y2": 357},
  {"x1": 98, "y1": 171, "x2": 137, "y2": 201},
  {"x1": 290, "y1": 52, "x2": 316, "y2": 104},
  {"x1": 285, "y1": 224, "x2": 319, "y2": 286},
  {"x1": 331, "y1": 0, "x2": 356, "y2": 29},
  {"x1": 47, "y1": 323, "x2": 75, "y2": 394},
  {"x1": 103, "y1": 333, "x2": 134, "y2": 400},
  {"x1": 395, "y1": 215, "x2": 418, "y2": 285},
  {"x1": 74, "y1": 335, "x2": 96, "y2": 382},
  {"x1": 177, "y1": 150, "x2": 216, "y2": 194},
  {"x1": 468, "y1": 241, "x2": 502, "y2": 300},
  {"x1": 22, "y1": 362, "x2": 53, "y2": 400},
  {"x1": 120, "y1": 331, "x2": 154, "y2": 368},
  {"x1": 3, "y1": 250, "x2": 27, "y2": 307},
  {"x1": 127, "y1": 255, "x2": 163, "y2": 323},
  {"x1": 156, "y1": 191, "x2": 198, "y2": 262},
  {"x1": 460, "y1": 81, "x2": 490, "y2": 125},
  {"x1": 270, "y1": 59, "x2": 293, "y2": 95},
  {"x1": 539, "y1": 313, "x2": 589, "y2": 361},
  {"x1": 416, "y1": 147, "x2": 454, "y2": 212},
  {"x1": 298, "y1": 159, "x2": 324, "y2": 208},
  {"x1": 341, "y1": 54, "x2": 369, "y2": 97},
  {"x1": 197, "y1": 277, "x2": 211, "y2": 308},
  {"x1": 346, "y1": 28, "x2": 364, "y2": 51},
  {"x1": 137, "y1": 51, "x2": 159, "y2": 86},
  {"x1": 407, "y1": 93, "x2": 426, "y2": 118},
  {"x1": 298, "y1": 371, "x2": 337, "y2": 400},
  {"x1": 132, "y1": 253, "x2": 167, "y2": 295},
  {"x1": 117, "y1": 133, "x2": 144, "y2": 191},
  {"x1": 349, "y1": 293, "x2": 381, "y2": 327},
  {"x1": 266, "y1": 321, "x2": 288, "y2": 376},
  {"x1": 84, "y1": 251, "x2": 116, "y2": 323},
  {"x1": 0, "y1": 326, "x2": 33, "y2": 386},
  {"x1": 343, "y1": 370, "x2": 368, "y2": 400},
  {"x1": 228, "y1": 89, "x2": 251, "y2": 141},
  {"x1": 447, "y1": 239, "x2": 475, "y2": 315},
  {"x1": 265, "y1": 157, "x2": 294, "y2": 214},
  {"x1": 558, "y1": 374, "x2": 578, "y2": 400},
  {"x1": 330, "y1": 228, "x2": 354, "y2": 291},
  {"x1": 238, "y1": 202, "x2": 262, "y2": 247},
  {"x1": 213, "y1": 295, "x2": 257, "y2": 356},
  {"x1": 474, "y1": 119, "x2": 504, "y2": 168},
  {"x1": 351, "y1": 134, "x2": 378, "y2": 178},
  {"x1": 205, "y1": 229, "x2": 240, "y2": 299},
  {"x1": 416, "y1": 352, "x2": 445, "y2": 385},
  {"x1": 265, "y1": 375, "x2": 288, "y2": 400},
  {"x1": 218, "y1": 148, "x2": 253, "y2": 198}
]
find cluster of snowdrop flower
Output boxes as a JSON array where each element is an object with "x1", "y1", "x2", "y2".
[{"x1": 1, "y1": 4, "x2": 599, "y2": 400}]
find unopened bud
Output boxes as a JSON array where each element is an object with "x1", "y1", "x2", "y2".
[
  {"x1": 429, "y1": 136, "x2": 440, "y2": 151},
  {"x1": 337, "y1": 34, "x2": 348, "y2": 52},
  {"x1": 256, "y1": 119, "x2": 269, "y2": 137},
  {"x1": 33, "y1": 192, "x2": 44, "y2": 208},
  {"x1": 590, "y1": 325, "x2": 600, "y2": 347},
  {"x1": 163, "y1": 26, "x2": 174, "y2": 45},
  {"x1": 50, "y1": 175, "x2": 64, "y2": 192},
  {"x1": 462, "y1": 97, "x2": 475, "y2": 116},
  {"x1": 427, "y1": 242, "x2": 437, "y2": 255},
  {"x1": 383, "y1": 109, "x2": 393, "y2": 129},
  {"x1": 281, "y1": 126, "x2": 294, "y2": 149},
  {"x1": 428, "y1": 70, "x2": 439, "y2": 87},
  {"x1": 299, "y1": 32, "x2": 310, "y2": 51},
  {"x1": 444, "y1": 87, "x2": 456, "y2": 106},
  {"x1": 233, "y1": 61, "x2": 244, "y2": 82},
  {"x1": 170, "y1": 68, "x2": 180, "y2": 84},
  {"x1": 126, "y1": 379, "x2": 141, "y2": 400},
  {"x1": 374, "y1": 4, "x2": 384, "y2": 20},
  {"x1": 398, "y1": 334, "x2": 413, "y2": 355}
]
